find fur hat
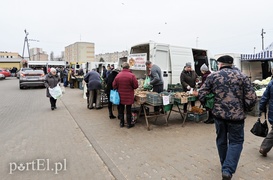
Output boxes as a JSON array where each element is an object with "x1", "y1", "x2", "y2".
[
  {"x1": 200, "y1": 63, "x2": 208, "y2": 72},
  {"x1": 185, "y1": 62, "x2": 192, "y2": 67},
  {"x1": 217, "y1": 55, "x2": 233, "y2": 64}
]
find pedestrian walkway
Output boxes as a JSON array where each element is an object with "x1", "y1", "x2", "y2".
[
  {"x1": 63, "y1": 86, "x2": 273, "y2": 180},
  {"x1": 0, "y1": 78, "x2": 272, "y2": 179},
  {"x1": 0, "y1": 78, "x2": 114, "y2": 180}
]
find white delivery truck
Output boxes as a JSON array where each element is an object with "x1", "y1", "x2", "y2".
[{"x1": 126, "y1": 41, "x2": 217, "y2": 90}]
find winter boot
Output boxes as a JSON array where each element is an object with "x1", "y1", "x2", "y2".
[
  {"x1": 108, "y1": 108, "x2": 116, "y2": 119},
  {"x1": 119, "y1": 114, "x2": 124, "y2": 127},
  {"x1": 127, "y1": 113, "x2": 134, "y2": 129}
]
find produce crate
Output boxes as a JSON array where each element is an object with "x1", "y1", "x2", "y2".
[
  {"x1": 146, "y1": 92, "x2": 162, "y2": 106},
  {"x1": 160, "y1": 92, "x2": 175, "y2": 104},
  {"x1": 174, "y1": 96, "x2": 188, "y2": 104},
  {"x1": 135, "y1": 95, "x2": 146, "y2": 104},
  {"x1": 186, "y1": 111, "x2": 208, "y2": 122},
  {"x1": 168, "y1": 84, "x2": 183, "y2": 92}
]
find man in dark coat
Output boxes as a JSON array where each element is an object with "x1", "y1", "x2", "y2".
[
  {"x1": 180, "y1": 62, "x2": 198, "y2": 112},
  {"x1": 113, "y1": 62, "x2": 138, "y2": 128},
  {"x1": 84, "y1": 69, "x2": 102, "y2": 109},
  {"x1": 44, "y1": 68, "x2": 61, "y2": 110},
  {"x1": 259, "y1": 79, "x2": 273, "y2": 157},
  {"x1": 194, "y1": 55, "x2": 257, "y2": 179},
  {"x1": 105, "y1": 68, "x2": 119, "y2": 119}
]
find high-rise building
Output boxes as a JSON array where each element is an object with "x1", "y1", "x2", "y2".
[{"x1": 65, "y1": 42, "x2": 95, "y2": 64}]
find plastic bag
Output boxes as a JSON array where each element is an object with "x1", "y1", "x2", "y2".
[
  {"x1": 204, "y1": 93, "x2": 214, "y2": 109},
  {"x1": 110, "y1": 90, "x2": 120, "y2": 105},
  {"x1": 49, "y1": 84, "x2": 63, "y2": 99},
  {"x1": 143, "y1": 76, "x2": 152, "y2": 90},
  {"x1": 250, "y1": 115, "x2": 268, "y2": 137}
]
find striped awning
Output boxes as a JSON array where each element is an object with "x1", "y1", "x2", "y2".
[{"x1": 241, "y1": 42, "x2": 273, "y2": 61}]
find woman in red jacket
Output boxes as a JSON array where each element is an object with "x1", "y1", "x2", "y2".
[{"x1": 113, "y1": 62, "x2": 138, "y2": 128}]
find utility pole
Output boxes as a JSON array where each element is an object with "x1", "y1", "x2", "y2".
[
  {"x1": 261, "y1": 28, "x2": 266, "y2": 50},
  {"x1": 22, "y1": 29, "x2": 31, "y2": 61}
]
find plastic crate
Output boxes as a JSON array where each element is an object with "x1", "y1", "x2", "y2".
[
  {"x1": 160, "y1": 92, "x2": 175, "y2": 104},
  {"x1": 146, "y1": 92, "x2": 162, "y2": 106},
  {"x1": 188, "y1": 96, "x2": 197, "y2": 102},
  {"x1": 186, "y1": 111, "x2": 208, "y2": 122},
  {"x1": 168, "y1": 84, "x2": 183, "y2": 92}
]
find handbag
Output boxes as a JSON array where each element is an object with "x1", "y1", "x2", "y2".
[
  {"x1": 250, "y1": 113, "x2": 268, "y2": 137},
  {"x1": 110, "y1": 89, "x2": 120, "y2": 105}
]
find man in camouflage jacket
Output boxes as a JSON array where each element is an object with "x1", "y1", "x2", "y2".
[{"x1": 194, "y1": 55, "x2": 257, "y2": 179}]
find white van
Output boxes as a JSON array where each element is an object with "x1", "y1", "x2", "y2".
[{"x1": 127, "y1": 41, "x2": 217, "y2": 89}]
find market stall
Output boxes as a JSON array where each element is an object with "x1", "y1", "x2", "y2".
[{"x1": 134, "y1": 85, "x2": 207, "y2": 130}]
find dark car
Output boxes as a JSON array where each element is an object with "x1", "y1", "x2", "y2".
[
  {"x1": 0, "y1": 68, "x2": 11, "y2": 77},
  {"x1": 19, "y1": 70, "x2": 46, "y2": 89},
  {"x1": 16, "y1": 68, "x2": 33, "y2": 79}
]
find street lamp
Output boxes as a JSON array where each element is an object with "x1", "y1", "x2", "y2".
[{"x1": 261, "y1": 29, "x2": 266, "y2": 50}]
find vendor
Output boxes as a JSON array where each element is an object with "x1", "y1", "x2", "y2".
[
  {"x1": 180, "y1": 62, "x2": 198, "y2": 112},
  {"x1": 145, "y1": 61, "x2": 164, "y2": 114}
]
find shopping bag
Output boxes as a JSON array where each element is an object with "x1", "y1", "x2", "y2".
[
  {"x1": 204, "y1": 93, "x2": 214, "y2": 109},
  {"x1": 110, "y1": 90, "x2": 120, "y2": 105},
  {"x1": 49, "y1": 84, "x2": 63, "y2": 99},
  {"x1": 250, "y1": 116, "x2": 268, "y2": 137},
  {"x1": 143, "y1": 76, "x2": 152, "y2": 90}
]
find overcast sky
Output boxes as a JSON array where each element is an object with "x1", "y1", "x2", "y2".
[{"x1": 1, "y1": 0, "x2": 273, "y2": 57}]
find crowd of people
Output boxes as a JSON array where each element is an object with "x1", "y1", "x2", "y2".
[{"x1": 43, "y1": 56, "x2": 273, "y2": 180}]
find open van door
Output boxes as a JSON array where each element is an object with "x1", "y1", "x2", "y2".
[{"x1": 169, "y1": 46, "x2": 194, "y2": 85}]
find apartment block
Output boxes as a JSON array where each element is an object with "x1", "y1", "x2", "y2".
[
  {"x1": 29, "y1": 48, "x2": 49, "y2": 61},
  {"x1": 65, "y1": 42, "x2": 95, "y2": 64}
]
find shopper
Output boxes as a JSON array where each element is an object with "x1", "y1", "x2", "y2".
[
  {"x1": 84, "y1": 68, "x2": 102, "y2": 109},
  {"x1": 44, "y1": 68, "x2": 61, "y2": 110},
  {"x1": 259, "y1": 79, "x2": 273, "y2": 157},
  {"x1": 193, "y1": 55, "x2": 257, "y2": 179},
  {"x1": 200, "y1": 63, "x2": 213, "y2": 124},
  {"x1": 113, "y1": 62, "x2": 138, "y2": 128},
  {"x1": 105, "y1": 68, "x2": 120, "y2": 119}
]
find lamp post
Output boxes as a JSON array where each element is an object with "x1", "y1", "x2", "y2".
[{"x1": 261, "y1": 29, "x2": 266, "y2": 50}]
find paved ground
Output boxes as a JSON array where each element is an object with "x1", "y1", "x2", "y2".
[{"x1": 0, "y1": 78, "x2": 272, "y2": 180}]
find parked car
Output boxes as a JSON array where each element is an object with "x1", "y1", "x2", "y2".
[
  {"x1": 0, "y1": 73, "x2": 5, "y2": 80},
  {"x1": 0, "y1": 68, "x2": 11, "y2": 77},
  {"x1": 16, "y1": 68, "x2": 33, "y2": 79},
  {"x1": 19, "y1": 70, "x2": 46, "y2": 89}
]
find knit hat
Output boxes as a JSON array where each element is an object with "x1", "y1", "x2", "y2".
[
  {"x1": 200, "y1": 63, "x2": 208, "y2": 72},
  {"x1": 185, "y1": 62, "x2": 192, "y2": 67},
  {"x1": 217, "y1": 55, "x2": 233, "y2": 64}
]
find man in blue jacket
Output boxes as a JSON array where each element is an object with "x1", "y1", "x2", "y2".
[{"x1": 259, "y1": 80, "x2": 273, "y2": 157}]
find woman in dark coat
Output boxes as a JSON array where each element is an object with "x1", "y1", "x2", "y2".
[
  {"x1": 69, "y1": 69, "x2": 76, "y2": 88},
  {"x1": 113, "y1": 62, "x2": 138, "y2": 128},
  {"x1": 180, "y1": 62, "x2": 198, "y2": 112},
  {"x1": 105, "y1": 69, "x2": 119, "y2": 119},
  {"x1": 44, "y1": 68, "x2": 61, "y2": 110},
  {"x1": 200, "y1": 63, "x2": 213, "y2": 124}
]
